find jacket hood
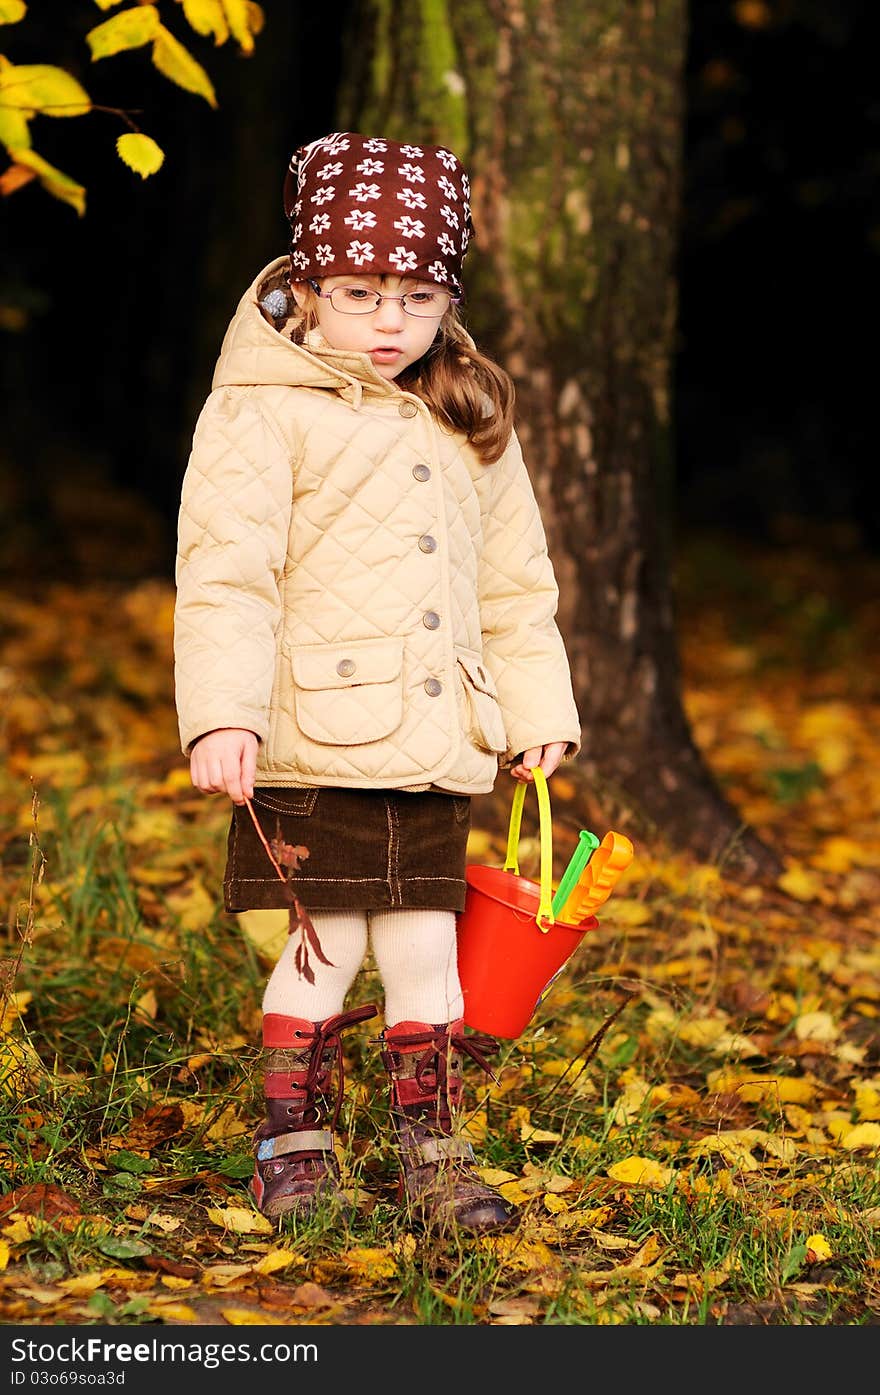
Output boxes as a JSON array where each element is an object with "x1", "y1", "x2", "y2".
[{"x1": 211, "y1": 256, "x2": 403, "y2": 405}]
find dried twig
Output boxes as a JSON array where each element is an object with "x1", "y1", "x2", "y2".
[{"x1": 243, "y1": 797, "x2": 333, "y2": 983}]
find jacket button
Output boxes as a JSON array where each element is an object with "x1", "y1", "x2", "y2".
[
  {"x1": 418, "y1": 534, "x2": 438, "y2": 553},
  {"x1": 412, "y1": 464, "x2": 431, "y2": 481},
  {"x1": 336, "y1": 658, "x2": 356, "y2": 677},
  {"x1": 424, "y1": 678, "x2": 442, "y2": 697},
  {"x1": 399, "y1": 401, "x2": 418, "y2": 418},
  {"x1": 423, "y1": 611, "x2": 440, "y2": 630}
]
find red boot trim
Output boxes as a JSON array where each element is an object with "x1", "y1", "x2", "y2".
[{"x1": 262, "y1": 1014, "x2": 317, "y2": 1049}]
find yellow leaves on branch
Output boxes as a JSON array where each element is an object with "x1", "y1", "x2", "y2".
[
  {"x1": 86, "y1": 8, "x2": 216, "y2": 107},
  {"x1": 0, "y1": 59, "x2": 90, "y2": 118},
  {"x1": 0, "y1": 146, "x2": 86, "y2": 213},
  {"x1": 181, "y1": 0, "x2": 265, "y2": 53},
  {"x1": 2, "y1": 3, "x2": 266, "y2": 208}
]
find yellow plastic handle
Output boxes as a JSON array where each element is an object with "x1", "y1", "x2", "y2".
[{"x1": 503, "y1": 767, "x2": 555, "y2": 932}]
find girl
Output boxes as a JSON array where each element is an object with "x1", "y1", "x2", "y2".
[{"x1": 173, "y1": 131, "x2": 581, "y2": 1233}]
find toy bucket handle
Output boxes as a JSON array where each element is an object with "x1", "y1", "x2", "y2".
[{"x1": 503, "y1": 767, "x2": 555, "y2": 932}]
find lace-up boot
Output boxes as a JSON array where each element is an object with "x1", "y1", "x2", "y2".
[
  {"x1": 380, "y1": 1018, "x2": 517, "y2": 1234},
  {"x1": 252, "y1": 1002, "x2": 378, "y2": 1221}
]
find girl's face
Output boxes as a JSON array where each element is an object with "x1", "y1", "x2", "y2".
[{"x1": 291, "y1": 273, "x2": 448, "y2": 381}]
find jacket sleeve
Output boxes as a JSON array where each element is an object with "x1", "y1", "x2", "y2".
[
  {"x1": 173, "y1": 387, "x2": 293, "y2": 756},
  {"x1": 477, "y1": 429, "x2": 581, "y2": 765}
]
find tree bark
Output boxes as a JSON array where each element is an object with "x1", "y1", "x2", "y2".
[{"x1": 336, "y1": 0, "x2": 781, "y2": 878}]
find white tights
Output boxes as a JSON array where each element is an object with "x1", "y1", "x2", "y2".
[{"x1": 261, "y1": 908, "x2": 464, "y2": 1027}]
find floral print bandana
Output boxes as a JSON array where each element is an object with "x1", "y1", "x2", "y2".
[{"x1": 283, "y1": 131, "x2": 475, "y2": 295}]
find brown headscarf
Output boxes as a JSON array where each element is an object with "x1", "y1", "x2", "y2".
[{"x1": 283, "y1": 131, "x2": 474, "y2": 295}]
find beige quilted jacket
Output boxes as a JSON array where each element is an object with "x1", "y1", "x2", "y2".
[{"x1": 174, "y1": 256, "x2": 581, "y2": 794}]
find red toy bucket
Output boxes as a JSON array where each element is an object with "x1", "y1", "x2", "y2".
[{"x1": 457, "y1": 769, "x2": 599, "y2": 1039}]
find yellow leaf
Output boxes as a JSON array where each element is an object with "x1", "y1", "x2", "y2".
[
  {"x1": 814, "y1": 836, "x2": 875, "y2": 873},
  {"x1": 152, "y1": 25, "x2": 217, "y2": 106},
  {"x1": 165, "y1": 877, "x2": 216, "y2": 930},
  {"x1": 601, "y1": 897, "x2": 651, "y2": 926},
  {"x1": 160, "y1": 1275, "x2": 193, "y2": 1290},
  {"x1": 0, "y1": 62, "x2": 90, "y2": 116},
  {"x1": 27, "y1": 750, "x2": 89, "y2": 784},
  {"x1": 794, "y1": 1010, "x2": 838, "y2": 1042},
  {"x1": 181, "y1": 0, "x2": 229, "y2": 44},
  {"x1": 839, "y1": 1123, "x2": 880, "y2": 1152},
  {"x1": 854, "y1": 1082, "x2": 880, "y2": 1122},
  {"x1": 677, "y1": 1016, "x2": 729, "y2": 1047},
  {"x1": 0, "y1": 102, "x2": 30, "y2": 147},
  {"x1": 0, "y1": 3, "x2": 26, "y2": 25},
  {"x1": 133, "y1": 989, "x2": 158, "y2": 1022},
  {"x1": 253, "y1": 1248, "x2": 299, "y2": 1276},
  {"x1": 487, "y1": 1179, "x2": 529, "y2": 1206},
  {"x1": 0, "y1": 990, "x2": 31, "y2": 1034},
  {"x1": 340, "y1": 1246, "x2": 398, "y2": 1281},
  {"x1": 116, "y1": 132, "x2": 164, "y2": 179},
  {"x1": 86, "y1": 6, "x2": 161, "y2": 60},
  {"x1": 205, "y1": 1206, "x2": 274, "y2": 1235},
  {"x1": 543, "y1": 1192, "x2": 569, "y2": 1214},
  {"x1": 806, "y1": 1234, "x2": 833, "y2": 1262},
  {"x1": 0, "y1": 1239, "x2": 9, "y2": 1271},
  {"x1": 57, "y1": 1273, "x2": 105, "y2": 1294},
  {"x1": 146, "y1": 1301, "x2": 199, "y2": 1322},
  {"x1": 221, "y1": 1308, "x2": 273, "y2": 1324},
  {"x1": 236, "y1": 908, "x2": 288, "y2": 960},
  {"x1": 606, "y1": 1156, "x2": 674, "y2": 1188},
  {"x1": 778, "y1": 862, "x2": 825, "y2": 902},
  {"x1": 521, "y1": 1123, "x2": 562, "y2": 1144},
  {"x1": 221, "y1": 0, "x2": 254, "y2": 52},
  {"x1": 474, "y1": 1167, "x2": 517, "y2": 1188}
]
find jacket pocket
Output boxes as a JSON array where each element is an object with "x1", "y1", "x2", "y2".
[
  {"x1": 456, "y1": 649, "x2": 508, "y2": 754},
  {"x1": 289, "y1": 636, "x2": 404, "y2": 746}
]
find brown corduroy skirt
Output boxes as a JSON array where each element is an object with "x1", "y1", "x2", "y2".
[{"x1": 223, "y1": 786, "x2": 472, "y2": 914}]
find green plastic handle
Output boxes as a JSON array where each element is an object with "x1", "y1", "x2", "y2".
[{"x1": 551, "y1": 828, "x2": 600, "y2": 917}]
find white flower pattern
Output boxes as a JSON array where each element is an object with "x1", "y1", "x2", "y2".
[
  {"x1": 389, "y1": 246, "x2": 418, "y2": 272},
  {"x1": 398, "y1": 162, "x2": 426, "y2": 184},
  {"x1": 317, "y1": 161, "x2": 343, "y2": 180},
  {"x1": 311, "y1": 185, "x2": 336, "y2": 205},
  {"x1": 315, "y1": 244, "x2": 334, "y2": 265},
  {"x1": 399, "y1": 144, "x2": 424, "y2": 158},
  {"x1": 437, "y1": 231, "x2": 457, "y2": 257},
  {"x1": 346, "y1": 240, "x2": 375, "y2": 265},
  {"x1": 344, "y1": 208, "x2": 377, "y2": 231},
  {"x1": 309, "y1": 212, "x2": 331, "y2": 234},
  {"x1": 396, "y1": 187, "x2": 427, "y2": 210},
  {"x1": 363, "y1": 138, "x2": 387, "y2": 152},
  {"x1": 348, "y1": 182, "x2": 381, "y2": 202},
  {"x1": 356, "y1": 158, "x2": 384, "y2": 176},
  {"x1": 440, "y1": 204, "x2": 459, "y2": 229},
  {"x1": 437, "y1": 175, "x2": 458, "y2": 201},
  {"x1": 393, "y1": 216, "x2": 426, "y2": 239}
]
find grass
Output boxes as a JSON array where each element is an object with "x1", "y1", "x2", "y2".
[{"x1": 1, "y1": 535, "x2": 879, "y2": 1325}]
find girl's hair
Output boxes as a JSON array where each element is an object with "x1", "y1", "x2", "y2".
[{"x1": 289, "y1": 289, "x2": 515, "y2": 466}]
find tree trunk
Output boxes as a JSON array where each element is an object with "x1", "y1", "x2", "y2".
[{"x1": 337, "y1": 0, "x2": 781, "y2": 879}]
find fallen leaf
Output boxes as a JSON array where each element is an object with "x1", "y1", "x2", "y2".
[
  {"x1": 205, "y1": 1206, "x2": 274, "y2": 1235},
  {"x1": 606, "y1": 1156, "x2": 675, "y2": 1188}
]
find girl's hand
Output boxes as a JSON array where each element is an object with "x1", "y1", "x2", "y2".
[
  {"x1": 189, "y1": 728, "x2": 259, "y2": 805},
  {"x1": 509, "y1": 742, "x2": 568, "y2": 783}
]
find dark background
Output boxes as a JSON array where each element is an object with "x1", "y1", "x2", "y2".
[{"x1": 1, "y1": 0, "x2": 875, "y2": 586}]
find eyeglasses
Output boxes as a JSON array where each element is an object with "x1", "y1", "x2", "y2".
[{"x1": 307, "y1": 279, "x2": 459, "y2": 318}]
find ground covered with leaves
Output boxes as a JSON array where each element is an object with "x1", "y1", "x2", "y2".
[{"x1": 0, "y1": 527, "x2": 878, "y2": 1327}]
